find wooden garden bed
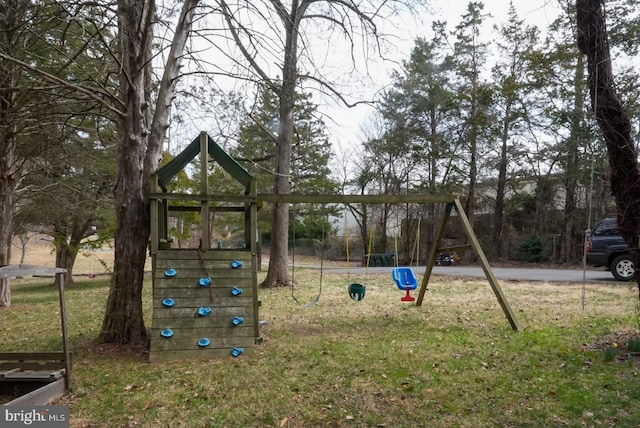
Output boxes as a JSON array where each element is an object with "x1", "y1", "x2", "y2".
[{"x1": 0, "y1": 352, "x2": 70, "y2": 406}]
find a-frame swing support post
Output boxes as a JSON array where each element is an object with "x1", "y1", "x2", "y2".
[{"x1": 416, "y1": 198, "x2": 521, "y2": 331}]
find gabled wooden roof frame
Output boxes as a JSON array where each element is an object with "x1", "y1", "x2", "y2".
[{"x1": 149, "y1": 132, "x2": 257, "y2": 253}]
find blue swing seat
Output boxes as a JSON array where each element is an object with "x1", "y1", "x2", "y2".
[{"x1": 392, "y1": 267, "x2": 418, "y2": 291}]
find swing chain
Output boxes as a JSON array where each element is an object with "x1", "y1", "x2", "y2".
[{"x1": 290, "y1": 208, "x2": 324, "y2": 307}]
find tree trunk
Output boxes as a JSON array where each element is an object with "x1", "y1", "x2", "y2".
[
  {"x1": 463, "y1": 62, "x2": 480, "y2": 264},
  {"x1": 261, "y1": 89, "x2": 294, "y2": 288},
  {"x1": 261, "y1": 5, "x2": 301, "y2": 288},
  {"x1": 54, "y1": 220, "x2": 91, "y2": 287},
  {"x1": 0, "y1": 2, "x2": 20, "y2": 307},
  {"x1": 0, "y1": 175, "x2": 15, "y2": 306},
  {"x1": 493, "y1": 105, "x2": 510, "y2": 258},
  {"x1": 100, "y1": 0, "x2": 156, "y2": 343},
  {"x1": 577, "y1": 0, "x2": 640, "y2": 293},
  {"x1": 100, "y1": 0, "x2": 199, "y2": 343},
  {"x1": 464, "y1": 130, "x2": 478, "y2": 263},
  {"x1": 55, "y1": 246, "x2": 75, "y2": 287},
  {"x1": 101, "y1": 194, "x2": 150, "y2": 343},
  {"x1": 560, "y1": 55, "x2": 585, "y2": 263}
]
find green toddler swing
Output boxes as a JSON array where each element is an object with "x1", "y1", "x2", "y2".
[{"x1": 346, "y1": 227, "x2": 374, "y2": 301}]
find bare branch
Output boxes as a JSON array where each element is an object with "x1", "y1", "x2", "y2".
[
  {"x1": 267, "y1": 0, "x2": 289, "y2": 24},
  {"x1": 234, "y1": 153, "x2": 276, "y2": 163},
  {"x1": 218, "y1": 0, "x2": 279, "y2": 93},
  {"x1": 147, "y1": 0, "x2": 201, "y2": 171},
  {"x1": 298, "y1": 72, "x2": 374, "y2": 108},
  {"x1": 0, "y1": 52, "x2": 125, "y2": 116},
  {"x1": 248, "y1": 112, "x2": 279, "y2": 143}
]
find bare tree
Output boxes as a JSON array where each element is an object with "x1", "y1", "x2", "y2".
[
  {"x1": 576, "y1": 0, "x2": 640, "y2": 294},
  {"x1": 216, "y1": 0, "x2": 426, "y2": 287}
]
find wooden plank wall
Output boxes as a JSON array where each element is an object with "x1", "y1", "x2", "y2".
[{"x1": 149, "y1": 249, "x2": 258, "y2": 362}]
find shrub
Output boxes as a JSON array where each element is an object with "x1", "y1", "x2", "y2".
[{"x1": 517, "y1": 237, "x2": 544, "y2": 263}]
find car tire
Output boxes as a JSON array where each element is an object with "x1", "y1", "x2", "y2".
[{"x1": 610, "y1": 255, "x2": 635, "y2": 281}]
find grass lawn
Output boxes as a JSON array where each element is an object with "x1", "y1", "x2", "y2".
[{"x1": 1, "y1": 270, "x2": 639, "y2": 427}]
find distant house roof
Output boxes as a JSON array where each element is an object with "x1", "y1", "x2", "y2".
[{"x1": 155, "y1": 133, "x2": 253, "y2": 191}]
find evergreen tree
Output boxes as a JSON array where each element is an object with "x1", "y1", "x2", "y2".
[
  {"x1": 527, "y1": 3, "x2": 601, "y2": 262},
  {"x1": 235, "y1": 88, "x2": 339, "y2": 241},
  {"x1": 380, "y1": 22, "x2": 463, "y2": 193},
  {"x1": 0, "y1": 1, "x2": 117, "y2": 300},
  {"x1": 489, "y1": 2, "x2": 541, "y2": 257},
  {"x1": 447, "y1": 1, "x2": 492, "y2": 256}
]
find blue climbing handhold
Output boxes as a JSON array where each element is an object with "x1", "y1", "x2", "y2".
[
  {"x1": 160, "y1": 328, "x2": 173, "y2": 338},
  {"x1": 198, "y1": 276, "x2": 212, "y2": 287},
  {"x1": 231, "y1": 286, "x2": 244, "y2": 296},
  {"x1": 230, "y1": 260, "x2": 243, "y2": 269},
  {"x1": 164, "y1": 268, "x2": 177, "y2": 277},
  {"x1": 198, "y1": 338, "x2": 211, "y2": 347},
  {"x1": 162, "y1": 298, "x2": 175, "y2": 307},
  {"x1": 231, "y1": 347, "x2": 244, "y2": 357},
  {"x1": 232, "y1": 316, "x2": 244, "y2": 326},
  {"x1": 197, "y1": 306, "x2": 212, "y2": 317}
]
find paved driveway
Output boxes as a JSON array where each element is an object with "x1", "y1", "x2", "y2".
[{"x1": 319, "y1": 265, "x2": 622, "y2": 284}]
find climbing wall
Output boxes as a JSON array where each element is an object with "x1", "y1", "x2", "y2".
[{"x1": 149, "y1": 249, "x2": 259, "y2": 362}]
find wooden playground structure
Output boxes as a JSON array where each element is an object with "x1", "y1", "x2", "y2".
[
  {"x1": 148, "y1": 133, "x2": 260, "y2": 361},
  {"x1": 148, "y1": 132, "x2": 520, "y2": 362}
]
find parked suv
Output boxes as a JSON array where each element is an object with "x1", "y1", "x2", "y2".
[{"x1": 585, "y1": 217, "x2": 635, "y2": 281}]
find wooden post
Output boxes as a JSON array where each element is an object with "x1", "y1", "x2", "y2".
[
  {"x1": 452, "y1": 199, "x2": 520, "y2": 331},
  {"x1": 149, "y1": 174, "x2": 160, "y2": 253},
  {"x1": 416, "y1": 201, "x2": 453, "y2": 306},
  {"x1": 57, "y1": 271, "x2": 71, "y2": 390},
  {"x1": 200, "y1": 131, "x2": 210, "y2": 250},
  {"x1": 416, "y1": 199, "x2": 520, "y2": 331},
  {"x1": 248, "y1": 179, "x2": 261, "y2": 341}
]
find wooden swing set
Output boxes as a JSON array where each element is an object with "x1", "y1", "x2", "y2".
[
  {"x1": 149, "y1": 132, "x2": 519, "y2": 359},
  {"x1": 260, "y1": 193, "x2": 521, "y2": 331}
]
